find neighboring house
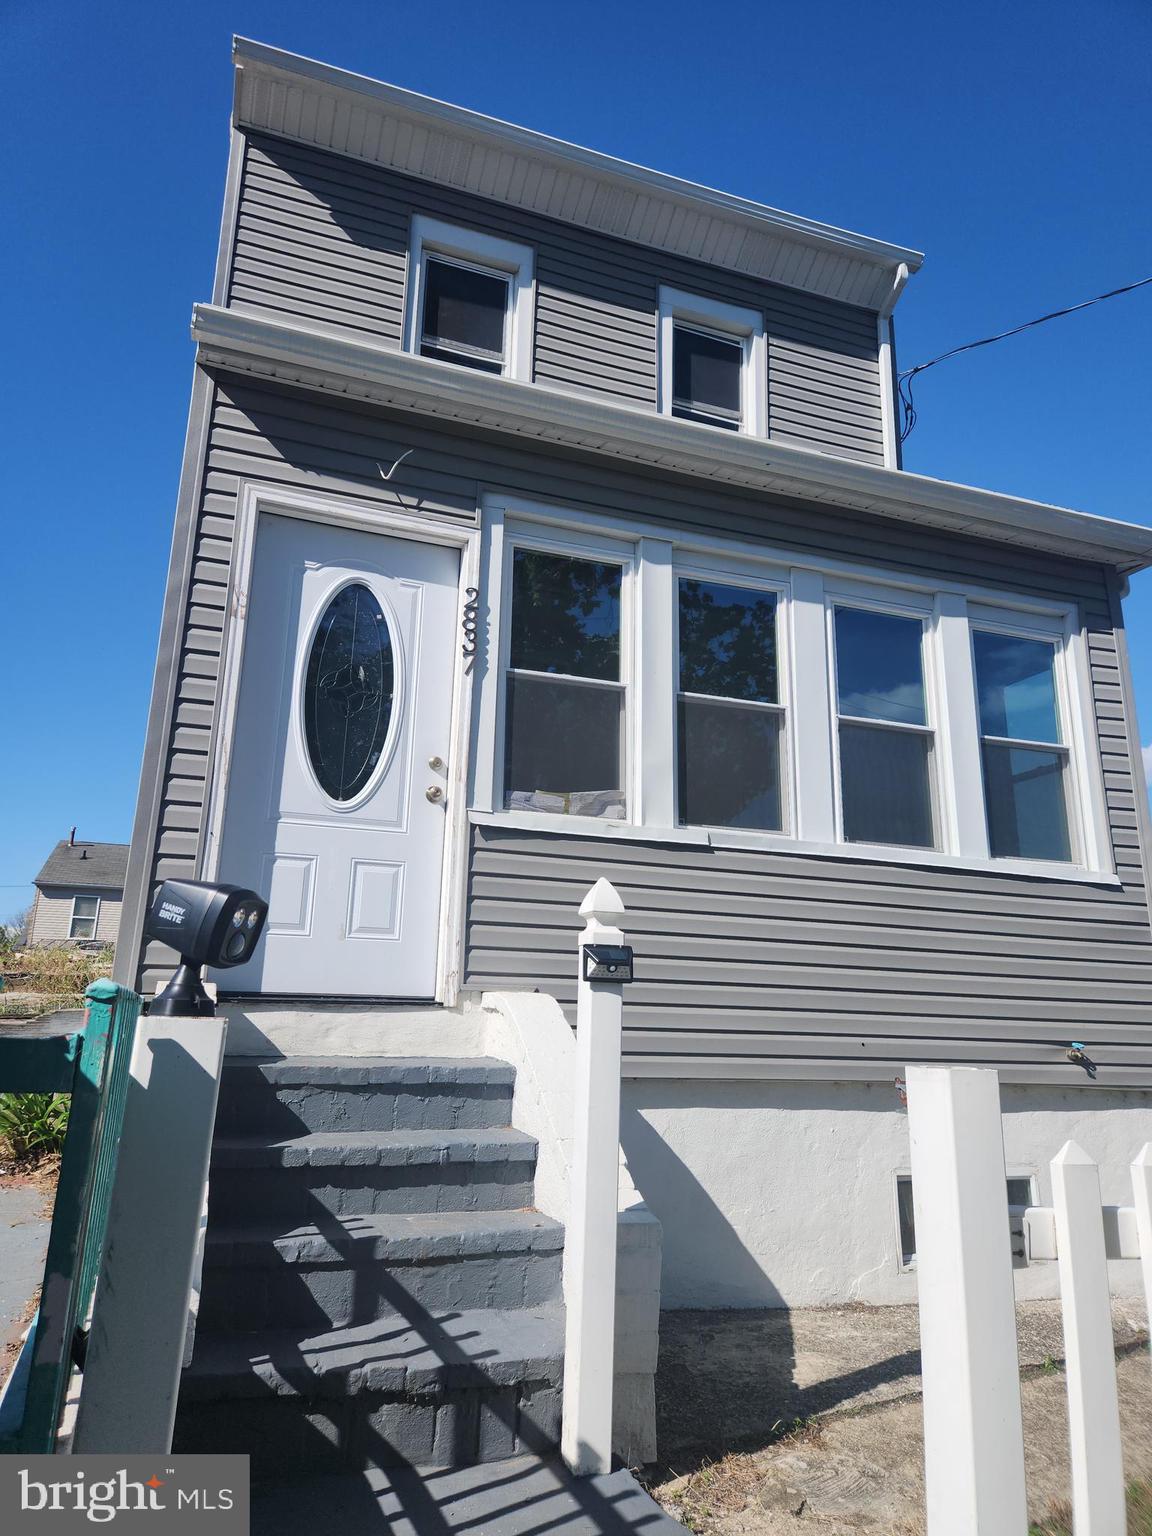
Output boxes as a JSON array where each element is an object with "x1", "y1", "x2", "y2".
[
  {"x1": 29, "y1": 836, "x2": 127, "y2": 948},
  {"x1": 115, "y1": 39, "x2": 1152, "y2": 1481}
]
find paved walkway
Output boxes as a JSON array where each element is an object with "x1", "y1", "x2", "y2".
[{"x1": 0, "y1": 1181, "x2": 50, "y2": 1369}]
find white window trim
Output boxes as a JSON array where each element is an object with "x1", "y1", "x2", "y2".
[
  {"x1": 488, "y1": 519, "x2": 636, "y2": 826},
  {"x1": 470, "y1": 493, "x2": 1119, "y2": 886},
  {"x1": 69, "y1": 894, "x2": 101, "y2": 940},
  {"x1": 658, "y1": 286, "x2": 767, "y2": 437},
  {"x1": 404, "y1": 215, "x2": 535, "y2": 383}
]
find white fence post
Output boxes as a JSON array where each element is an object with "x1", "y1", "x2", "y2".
[
  {"x1": 71, "y1": 1014, "x2": 227, "y2": 1452},
  {"x1": 1052, "y1": 1141, "x2": 1126, "y2": 1535},
  {"x1": 561, "y1": 877, "x2": 627, "y2": 1477},
  {"x1": 1133, "y1": 1144, "x2": 1152, "y2": 1371},
  {"x1": 905, "y1": 1065, "x2": 1027, "y2": 1535}
]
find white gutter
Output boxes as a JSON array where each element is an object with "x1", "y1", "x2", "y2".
[{"x1": 191, "y1": 303, "x2": 1152, "y2": 576}]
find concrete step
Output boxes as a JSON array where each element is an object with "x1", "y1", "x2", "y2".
[
  {"x1": 199, "y1": 1209, "x2": 565, "y2": 1332},
  {"x1": 208, "y1": 1127, "x2": 539, "y2": 1224},
  {"x1": 249, "y1": 1456, "x2": 690, "y2": 1532},
  {"x1": 175, "y1": 1308, "x2": 565, "y2": 1479},
  {"x1": 215, "y1": 1057, "x2": 516, "y2": 1137}
]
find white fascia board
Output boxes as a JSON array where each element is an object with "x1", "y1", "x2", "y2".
[
  {"x1": 230, "y1": 37, "x2": 923, "y2": 313},
  {"x1": 191, "y1": 302, "x2": 1152, "y2": 576}
]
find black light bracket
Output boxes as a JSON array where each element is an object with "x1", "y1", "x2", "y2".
[
  {"x1": 582, "y1": 944, "x2": 635, "y2": 983},
  {"x1": 150, "y1": 961, "x2": 217, "y2": 1019}
]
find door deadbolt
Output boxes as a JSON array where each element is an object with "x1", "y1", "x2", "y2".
[
  {"x1": 428, "y1": 755, "x2": 445, "y2": 771},
  {"x1": 425, "y1": 785, "x2": 444, "y2": 803}
]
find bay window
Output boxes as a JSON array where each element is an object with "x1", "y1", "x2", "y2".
[{"x1": 832, "y1": 605, "x2": 936, "y2": 849}]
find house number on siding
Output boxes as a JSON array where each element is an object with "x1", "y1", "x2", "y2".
[{"x1": 461, "y1": 588, "x2": 480, "y2": 657}]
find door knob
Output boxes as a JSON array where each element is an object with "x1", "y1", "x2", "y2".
[{"x1": 425, "y1": 785, "x2": 444, "y2": 803}]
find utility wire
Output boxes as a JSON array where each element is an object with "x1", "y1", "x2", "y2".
[{"x1": 898, "y1": 275, "x2": 1152, "y2": 443}]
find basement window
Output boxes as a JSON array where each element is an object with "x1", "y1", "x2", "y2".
[
  {"x1": 405, "y1": 216, "x2": 534, "y2": 381},
  {"x1": 896, "y1": 1173, "x2": 1035, "y2": 1269}
]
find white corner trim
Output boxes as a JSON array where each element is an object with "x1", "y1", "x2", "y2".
[
  {"x1": 232, "y1": 38, "x2": 922, "y2": 312},
  {"x1": 190, "y1": 305, "x2": 1152, "y2": 575},
  {"x1": 403, "y1": 214, "x2": 535, "y2": 383},
  {"x1": 657, "y1": 286, "x2": 767, "y2": 437}
]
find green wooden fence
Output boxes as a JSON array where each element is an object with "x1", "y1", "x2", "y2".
[{"x1": 0, "y1": 980, "x2": 140, "y2": 1453}]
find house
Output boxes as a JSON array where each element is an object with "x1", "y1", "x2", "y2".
[
  {"x1": 115, "y1": 39, "x2": 1152, "y2": 1482},
  {"x1": 28, "y1": 835, "x2": 128, "y2": 948}
]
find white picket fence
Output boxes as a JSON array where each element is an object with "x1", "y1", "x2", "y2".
[{"x1": 906, "y1": 1065, "x2": 1152, "y2": 1535}]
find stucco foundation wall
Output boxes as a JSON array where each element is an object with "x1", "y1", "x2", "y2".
[{"x1": 621, "y1": 1077, "x2": 1152, "y2": 1308}]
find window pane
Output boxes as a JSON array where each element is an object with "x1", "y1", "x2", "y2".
[
  {"x1": 973, "y1": 631, "x2": 1061, "y2": 743},
  {"x1": 672, "y1": 326, "x2": 742, "y2": 424},
  {"x1": 421, "y1": 257, "x2": 508, "y2": 368},
  {"x1": 505, "y1": 674, "x2": 624, "y2": 818},
  {"x1": 897, "y1": 1177, "x2": 916, "y2": 1266},
  {"x1": 510, "y1": 549, "x2": 621, "y2": 680},
  {"x1": 835, "y1": 607, "x2": 926, "y2": 725},
  {"x1": 304, "y1": 583, "x2": 394, "y2": 803},
  {"x1": 839, "y1": 722, "x2": 934, "y2": 847},
  {"x1": 678, "y1": 698, "x2": 782, "y2": 830},
  {"x1": 678, "y1": 580, "x2": 778, "y2": 702},
  {"x1": 1006, "y1": 1178, "x2": 1033, "y2": 1208},
  {"x1": 73, "y1": 897, "x2": 99, "y2": 918},
  {"x1": 982, "y1": 743, "x2": 1071, "y2": 861}
]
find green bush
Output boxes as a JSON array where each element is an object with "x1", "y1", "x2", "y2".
[{"x1": 0, "y1": 1092, "x2": 70, "y2": 1162}]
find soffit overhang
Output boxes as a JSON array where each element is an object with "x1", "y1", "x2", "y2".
[
  {"x1": 232, "y1": 37, "x2": 923, "y2": 315},
  {"x1": 192, "y1": 305, "x2": 1152, "y2": 576}
]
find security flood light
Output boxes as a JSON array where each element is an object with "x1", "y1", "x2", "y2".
[{"x1": 145, "y1": 879, "x2": 269, "y2": 1017}]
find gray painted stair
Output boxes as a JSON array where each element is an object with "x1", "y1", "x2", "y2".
[
  {"x1": 175, "y1": 1054, "x2": 568, "y2": 1480},
  {"x1": 250, "y1": 1455, "x2": 688, "y2": 1534},
  {"x1": 208, "y1": 1127, "x2": 539, "y2": 1221},
  {"x1": 199, "y1": 1209, "x2": 564, "y2": 1331}
]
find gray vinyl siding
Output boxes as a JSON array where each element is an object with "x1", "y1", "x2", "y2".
[
  {"x1": 29, "y1": 887, "x2": 122, "y2": 947},
  {"x1": 136, "y1": 372, "x2": 1152, "y2": 1083},
  {"x1": 228, "y1": 132, "x2": 884, "y2": 462}
]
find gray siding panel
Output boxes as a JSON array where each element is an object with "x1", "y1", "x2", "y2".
[
  {"x1": 230, "y1": 133, "x2": 883, "y2": 461},
  {"x1": 138, "y1": 372, "x2": 1152, "y2": 1084}
]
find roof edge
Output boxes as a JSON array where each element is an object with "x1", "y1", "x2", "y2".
[
  {"x1": 191, "y1": 303, "x2": 1152, "y2": 576},
  {"x1": 231, "y1": 37, "x2": 923, "y2": 312}
]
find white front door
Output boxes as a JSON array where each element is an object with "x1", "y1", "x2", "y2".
[{"x1": 214, "y1": 513, "x2": 459, "y2": 997}]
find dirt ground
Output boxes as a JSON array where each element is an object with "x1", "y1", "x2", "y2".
[{"x1": 645, "y1": 1301, "x2": 1152, "y2": 1534}]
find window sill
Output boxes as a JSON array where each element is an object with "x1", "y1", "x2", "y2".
[{"x1": 467, "y1": 809, "x2": 1121, "y2": 887}]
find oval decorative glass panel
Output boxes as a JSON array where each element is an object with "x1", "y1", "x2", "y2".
[{"x1": 303, "y1": 584, "x2": 395, "y2": 802}]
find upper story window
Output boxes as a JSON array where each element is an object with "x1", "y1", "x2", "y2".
[
  {"x1": 677, "y1": 578, "x2": 785, "y2": 831},
  {"x1": 658, "y1": 288, "x2": 766, "y2": 436},
  {"x1": 973, "y1": 629, "x2": 1071, "y2": 862},
  {"x1": 832, "y1": 605, "x2": 936, "y2": 850},
  {"x1": 405, "y1": 216, "x2": 534, "y2": 382},
  {"x1": 503, "y1": 544, "x2": 627, "y2": 820}
]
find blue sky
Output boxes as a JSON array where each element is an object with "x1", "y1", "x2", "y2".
[{"x1": 2, "y1": 0, "x2": 1150, "y2": 920}]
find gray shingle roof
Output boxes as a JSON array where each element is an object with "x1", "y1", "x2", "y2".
[{"x1": 34, "y1": 840, "x2": 129, "y2": 891}]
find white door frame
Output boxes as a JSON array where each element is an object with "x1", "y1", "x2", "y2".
[{"x1": 201, "y1": 482, "x2": 481, "y2": 1005}]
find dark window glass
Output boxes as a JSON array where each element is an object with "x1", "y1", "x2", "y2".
[
  {"x1": 899, "y1": 1175, "x2": 1032, "y2": 1267},
  {"x1": 509, "y1": 549, "x2": 621, "y2": 680},
  {"x1": 1006, "y1": 1178, "x2": 1033, "y2": 1209},
  {"x1": 834, "y1": 607, "x2": 926, "y2": 726},
  {"x1": 678, "y1": 580, "x2": 778, "y2": 702},
  {"x1": 304, "y1": 584, "x2": 394, "y2": 802},
  {"x1": 982, "y1": 744, "x2": 1072, "y2": 861},
  {"x1": 420, "y1": 256, "x2": 508, "y2": 372},
  {"x1": 672, "y1": 325, "x2": 742, "y2": 428},
  {"x1": 504, "y1": 674, "x2": 624, "y2": 819},
  {"x1": 839, "y1": 723, "x2": 934, "y2": 848},
  {"x1": 973, "y1": 631, "x2": 1061, "y2": 743},
  {"x1": 678, "y1": 698, "x2": 782, "y2": 831}
]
